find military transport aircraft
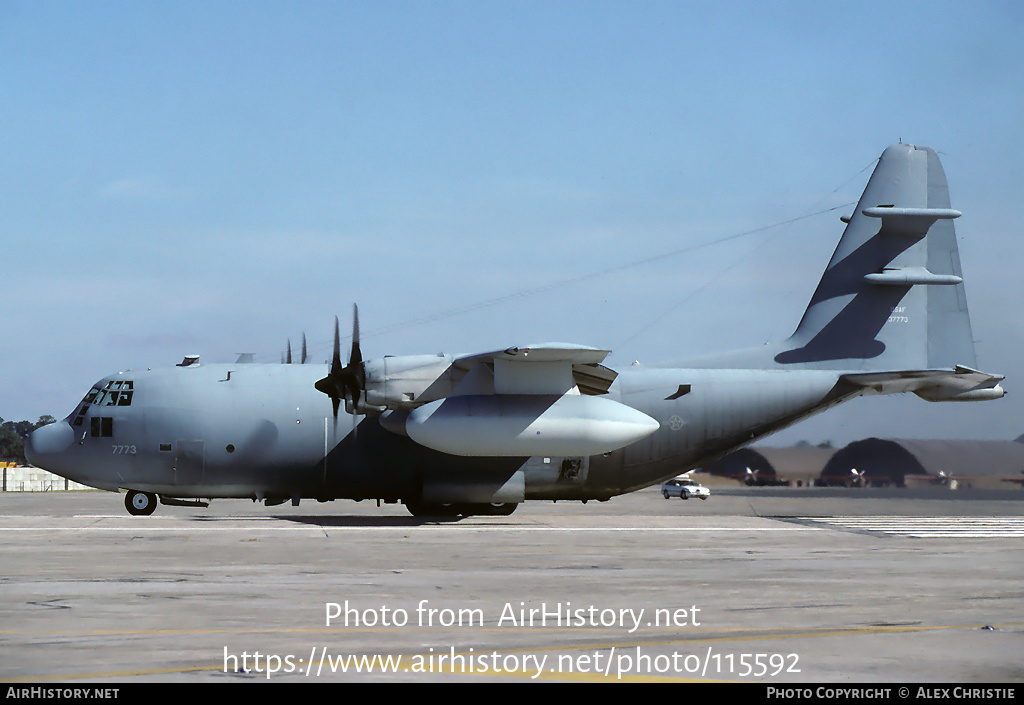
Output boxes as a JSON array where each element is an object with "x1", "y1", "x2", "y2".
[{"x1": 27, "y1": 144, "x2": 1005, "y2": 517}]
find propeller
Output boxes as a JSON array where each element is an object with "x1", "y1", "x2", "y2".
[
  {"x1": 284, "y1": 334, "x2": 308, "y2": 365},
  {"x1": 315, "y1": 304, "x2": 365, "y2": 421},
  {"x1": 849, "y1": 468, "x2": 866, "y2": 487}
]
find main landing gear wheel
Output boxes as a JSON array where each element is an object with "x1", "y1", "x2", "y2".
[
  {"x1": 485, "y1": 502, "x2": 518, "y2": 516},
  {"x1": 403, "y1": 502, "x2": 460, "y2": 518},
  {"x1": 404, "y1": 501, "x2": 519, "y2": 518},
  {"x1": 125, "y1": 490, "x2": 157, "y2": 516}
]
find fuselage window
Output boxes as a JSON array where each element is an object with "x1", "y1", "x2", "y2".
[{"x1": 90, "y1": 417, "x2": 113, "y2": 438}]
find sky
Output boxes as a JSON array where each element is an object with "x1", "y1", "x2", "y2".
[{"x1": 3, "y1": 1, "x2": 1023, "y2": 447}]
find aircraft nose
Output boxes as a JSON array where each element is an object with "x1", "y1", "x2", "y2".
[{"x1": 26, "y1": 420, "x2": 74, "y2": 468}]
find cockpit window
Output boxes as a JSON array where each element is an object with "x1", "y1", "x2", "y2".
[
  {"x1": 71, "y1": 380, "x2": 134, "y2": 426},
  {"x1": 94, "y1": 380, "x2": 134, "y2": 407}
]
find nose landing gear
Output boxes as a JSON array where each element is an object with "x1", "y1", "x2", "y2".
[{"x1": 125, "y1": 490, "x2": 157, "y2": 516}]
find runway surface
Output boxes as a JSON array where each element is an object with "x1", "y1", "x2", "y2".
[{"x1": 1, "y1": 487, "x2": 1022, "y2": 683}]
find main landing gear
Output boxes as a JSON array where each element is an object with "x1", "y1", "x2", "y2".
[{"x1": 403, "y1": 501, "x2": 518, "y2": 518}]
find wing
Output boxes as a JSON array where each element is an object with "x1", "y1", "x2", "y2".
[
  {"x1": 451, "y1": 343, "x2": 617, "y2": 396},
  {"x1": 364, "y1": 343, "x2": 619, "y2": 409}
]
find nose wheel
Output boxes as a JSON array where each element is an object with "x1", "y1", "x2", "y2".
[{"x1": 125, "y1": 490, "x2": 157, "y2": 516}]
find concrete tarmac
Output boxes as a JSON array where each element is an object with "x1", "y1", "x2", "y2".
[{"x1": 1, "y1": 487, "x2": 1022, "y2": 683}]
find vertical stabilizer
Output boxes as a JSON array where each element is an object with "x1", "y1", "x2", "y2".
[{"x1": 775, "y1": 144, "x2": 976, "y2": 372}]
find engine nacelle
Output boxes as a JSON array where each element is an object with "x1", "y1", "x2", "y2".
[{"x1": 362, "y1": 355, "x2": 455, "y2": 409}]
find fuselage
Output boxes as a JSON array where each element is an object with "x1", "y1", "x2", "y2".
[
  {"x1": 24, "y1": 144, "x2": 1000, "y2": 515},
  {"x1": 27, "y1": 361, "x2": 855, "y2": 505}
]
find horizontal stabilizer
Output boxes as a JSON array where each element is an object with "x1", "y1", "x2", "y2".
[
  {"x1": 863, "y1": 267, "x2": 963, "y2": 286},
  {"x1": 862, "y1": 206, "x2": 961, "y2": 238},
  {"x1": 842, "y1": 366, "x2": 1005, "y2": 402}
]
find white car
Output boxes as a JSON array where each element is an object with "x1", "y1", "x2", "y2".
[{"x1": 661, "y1": 476, "x2": 711, "y2": 500}]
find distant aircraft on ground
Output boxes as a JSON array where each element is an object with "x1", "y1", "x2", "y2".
[{"x1": 28, "y1": 144, "x2": 1004, "y2": 516}]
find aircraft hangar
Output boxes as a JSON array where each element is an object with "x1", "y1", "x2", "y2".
[
  {"x1": 701, "y1": 446, "x2": 836, "y2": 486},
  {"x1": 703, "y1": 438, "x2": 1024, "y2": 489}
]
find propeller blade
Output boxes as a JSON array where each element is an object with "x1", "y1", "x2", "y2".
[
  {"x1": 332, "y1": 316, "x2": 342, "y2": 374},
  {"x1": 301, "y1": 333, "x2": 308, "y2": 364},
  {"x1": 315, "y1": 307, "x2": 366, "y2": 424},
  {"x1": 350, "y1": 303, "x2": 361, "y2": 366}
]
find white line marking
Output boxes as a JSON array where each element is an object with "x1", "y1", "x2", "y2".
[
  {"x1": 0, "y1": 526, "x2": 822, "y2": 532},
  {"x1": 808, "y1": 517, "x2": 1024, "y2": 538}
]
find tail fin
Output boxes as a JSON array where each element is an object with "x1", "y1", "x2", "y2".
[{"x1": 776, "y1": 143, "x2": 977, "y2": 372}]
